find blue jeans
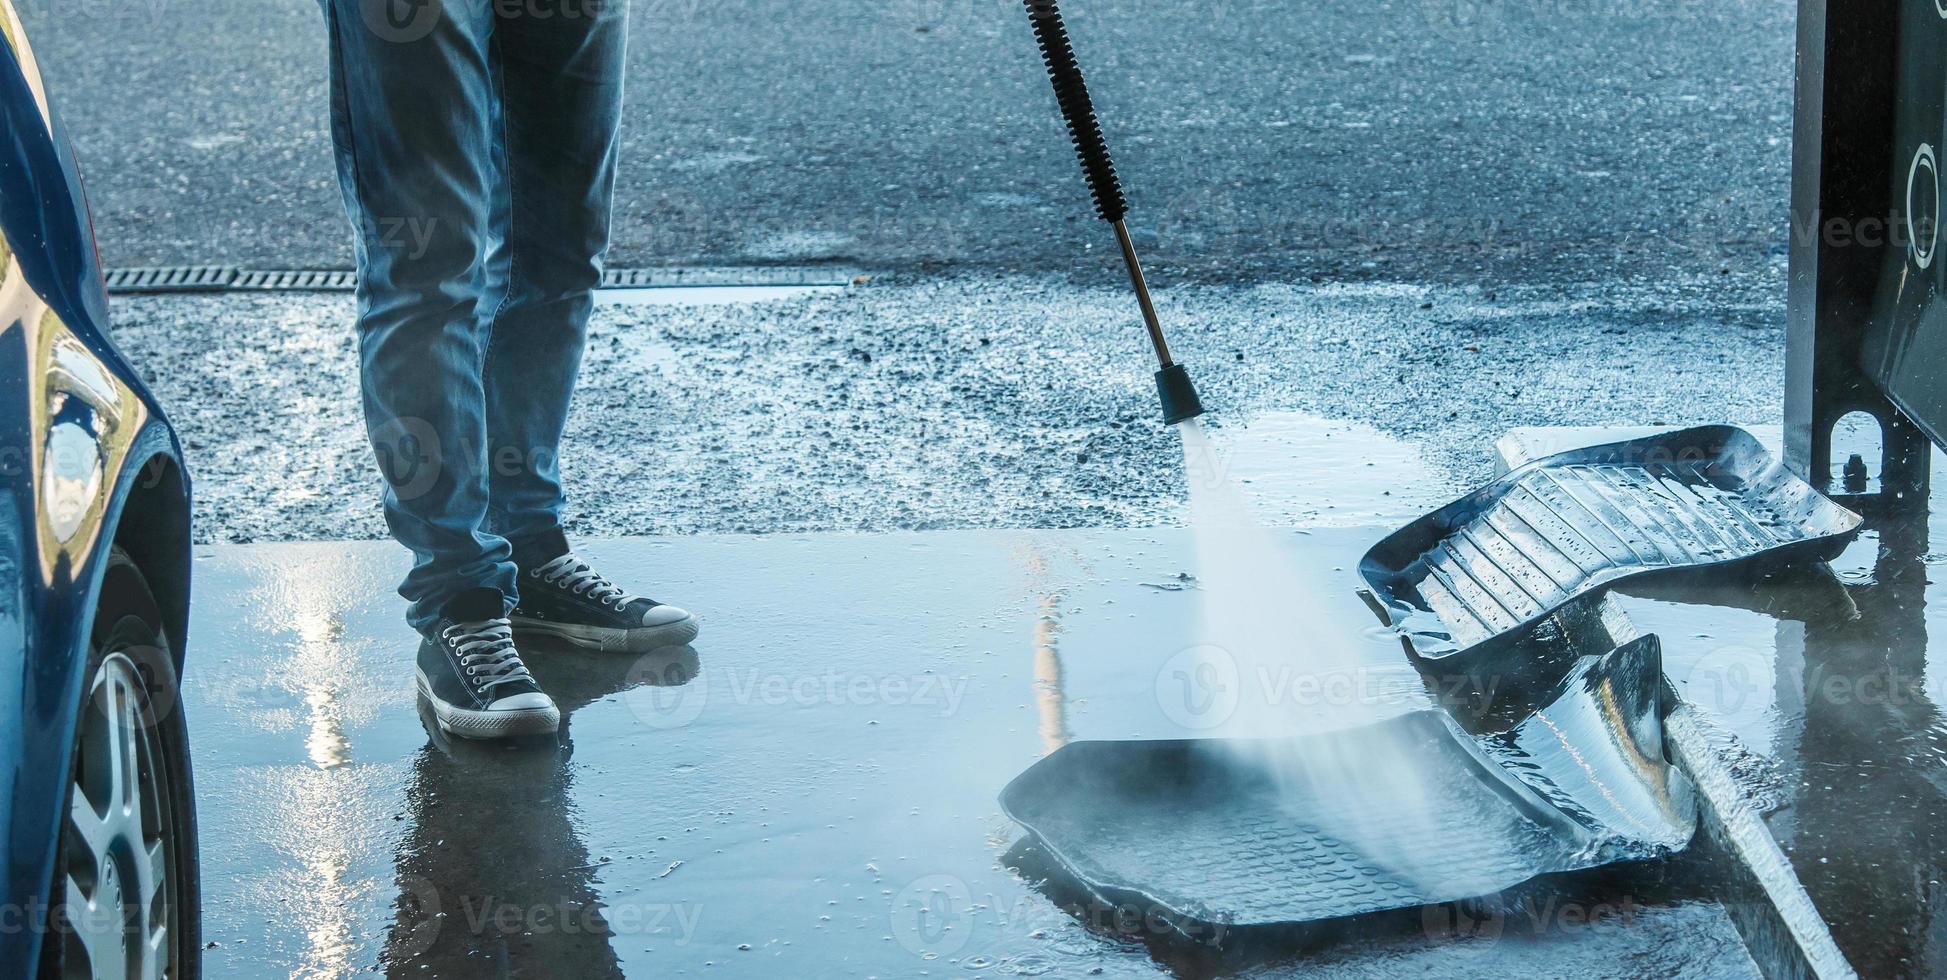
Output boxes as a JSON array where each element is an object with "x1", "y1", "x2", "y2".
[{"x1": 322, "y1": 0, "x2": 626, "y2": 631}]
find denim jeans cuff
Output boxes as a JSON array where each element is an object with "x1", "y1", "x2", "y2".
[{"x1": 508, "y1": 526, "x2": 571, "y2": 569}]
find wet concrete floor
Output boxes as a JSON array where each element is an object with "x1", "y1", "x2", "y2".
[
  {"x1": 1498, "y1": 429, "x2": 1947, "y2": 977},
  {"x1": 170, "y1": 409, "x2": 1947, "y2": 977},
  {"x1": 184, "y1": 526, "x2": 1763, "y2": 979},
  {"x1": 1616, "y1": 516, "x2": 1947, "y2": 977}
]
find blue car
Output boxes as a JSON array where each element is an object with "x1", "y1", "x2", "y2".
[{"x1": 0, "y1": 2, "x2": 199, "y2": 977}]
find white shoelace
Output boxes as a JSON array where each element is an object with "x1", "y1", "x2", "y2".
[
  {"x1": 533, "y1": 553, "x2": 641, "y2": 610},
  {"x1": 440, "y1": 618, "x2": 537, "y2": 693}
]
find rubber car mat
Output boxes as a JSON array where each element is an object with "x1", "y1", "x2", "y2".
[
  {"x1": 1000, "y1": 637, "x2": 1694, "y2": 930},
  {"x1": 1476, "y1": 635, "x2": 1695, "y2": 853},
  {"x1": 1360, "y1": 425, "x2": 1860, "y2": 660}
]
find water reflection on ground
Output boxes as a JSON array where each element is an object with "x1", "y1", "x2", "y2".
[
  {"x1": 1622, "y1": 506, "x2": 1947, "y2": 977},
  {"x1": 186, "y1": 527, "x2": 1777, "y2": 978},
  {"x1": 380, "y1": 645, "x2": 699, "y2": 977},
  {"x1": 182, "y1": 405, "x2": 1947, "y2": 978}
]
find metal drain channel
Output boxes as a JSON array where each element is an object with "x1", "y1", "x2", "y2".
[
  {"x1": 103, "y1": 265, "x2": 864, "y2": 295},
  {"x1": 103, "y1": 266, "x2": 241, "y2": 292}
]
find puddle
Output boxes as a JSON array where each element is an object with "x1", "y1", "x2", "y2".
[
  {"x1": 1477, "y1": 430, "x2": 1947, "y2": 976},
  {"x1": 181, "y1": 528, "x2": 1759, "y2": 978},
  {"x1": 1616, "y1": 510, "x2": 1947, "y2": 978},
  {"x1": 593, "y1": 284, "x2": 843, "y2": 307},
  {"x1": 185, "y1": 422, "x2": 1938, "y2": 978},
  {"x1": 168, "y1": 413, "x2": 1946, "y2": 976}
]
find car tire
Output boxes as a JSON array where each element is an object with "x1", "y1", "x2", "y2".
[{"x1": 39, "y1": 547, "x2": 200, "y2": 980}]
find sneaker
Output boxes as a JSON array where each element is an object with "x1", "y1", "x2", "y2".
[
  {"x1": 510, "y1": 553, "x2": 700, "y2": 653},
  {"x1": 415, "y1": 616, "x2": 561, "y2": 738}
]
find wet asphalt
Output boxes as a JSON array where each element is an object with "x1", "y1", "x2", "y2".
[
  {"x1": 18, "y1": 0, "x2": 1790, "y2": 288},
  {"x1": 14, "y1": 0, "x2": 1799, "y2": 544},
  {"x1": 109, "y1": 276, "x2": 1785, "y2": 545}
]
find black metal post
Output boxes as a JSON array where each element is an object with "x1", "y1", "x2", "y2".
[{"x1": 1786, "y1": 0, "x2": 1931, "y2": 518}]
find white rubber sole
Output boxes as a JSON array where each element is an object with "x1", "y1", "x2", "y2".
[
  {"x1": 415, "y1": 668, "x2": 560, "y2": 738},
  {"x1": 510, "y1": 613, "x2": 701, "y2": 653}
]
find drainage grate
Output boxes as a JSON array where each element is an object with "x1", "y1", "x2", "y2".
[
  {"x1": 601, "y1": 266, "x2": 861, "y2": 288},
  {"x1": 103, "y1": 266, "x2": 238, "y2": 292},
  {"x1": 104, "y1": 265, "x2": 864, "y2": 294},
  {"x1": 231, "y1": 269, "x2": 359, "y2": 291}
]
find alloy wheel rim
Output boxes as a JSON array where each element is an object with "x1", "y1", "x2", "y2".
[{"x1": 61, "y1": 651, "x2": 175, "y2": 980}]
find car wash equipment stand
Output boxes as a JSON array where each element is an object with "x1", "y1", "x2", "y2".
[{"x1": 1020, "y1": 0, "x2": 1203, "y2": 425}]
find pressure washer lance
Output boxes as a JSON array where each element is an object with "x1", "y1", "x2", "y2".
[{"x1": 1020, "y1": 0, "x2": 1204, "y2": 425}]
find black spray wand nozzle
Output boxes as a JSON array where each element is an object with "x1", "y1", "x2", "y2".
[{"x1": 1022, "y1": 0, "x2": 1204, "y2": 425}]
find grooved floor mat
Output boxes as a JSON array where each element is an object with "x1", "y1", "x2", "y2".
[
  {"x1": 1360, "y1": 425, "x2": 1860, "y2": 660},
  {"x1": 1000, "y1": 639, "x2": 1696, "y2": 929}
]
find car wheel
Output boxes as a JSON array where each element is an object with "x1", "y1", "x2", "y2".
[{"x1": 41, "y1": 547, "x2": 199, "y2": 980}]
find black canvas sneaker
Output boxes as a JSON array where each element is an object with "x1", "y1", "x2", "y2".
[
  {"x1": 510, "y1": 553, "x2": 700, "y2": 652},
  {"x1": 415, "y1": 615, "x2": 560, "y2": 738}
]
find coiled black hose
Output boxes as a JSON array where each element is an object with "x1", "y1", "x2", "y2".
[{"x1": 1022, "y1": 0, "x2": 1127, "y2": 223}]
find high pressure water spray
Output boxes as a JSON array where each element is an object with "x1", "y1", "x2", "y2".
[{"x1": 1020, "y1": 0, "x2": 1204, "y2": 425}]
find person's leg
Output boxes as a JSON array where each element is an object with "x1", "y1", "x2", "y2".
[
  {"x1": 483, "y1": 0, "x2": 699, "y2": 652},
  {"x1": 323, "y1": 0, "x2": 517, "y2": 633},
  {"x1": 480, "y1": 0, "x2": 627, "y2": 564}
]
